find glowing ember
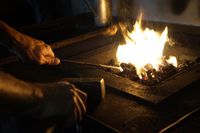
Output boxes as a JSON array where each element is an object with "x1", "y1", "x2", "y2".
[{"x1": 116, "y1": 16, "x2": 177, "y2": 79}]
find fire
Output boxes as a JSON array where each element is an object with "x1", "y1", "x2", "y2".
[{"x1": 116, "y1": 16, "x2": 177, "y2": 79}]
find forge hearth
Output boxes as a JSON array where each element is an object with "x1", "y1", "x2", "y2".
[
  {"x1": 107, "y1": 57, "x2": 198, "y2": 86},
  {"x1": 58, "y1": 34, "x2": 200, "y2": 104},
  {"x1": 59, "y1": 55, "x2": 200, "y2": 104},
  {"x1": 57, "y1": 20, "x2": 200, "y2": 105},
  {"x1": 0, "y1": 13, "x2": 200, "y2": 132},
  {"x1": 1, "y1": 20, "x2": 200, "y2": 132}
]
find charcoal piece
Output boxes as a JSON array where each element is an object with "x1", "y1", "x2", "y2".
[
  {"x1": 118, "y1": 62, "x2": 179, "y2": 86},
  {"x1": 144, "y1": 64, "x2": 157, "y2": 81},
  {"x1": 184, "y1": 60, "x2": 193, "y2": 67},
  {"x1": 166, "y1": 64, "x2": 176, "y2": 71},
  {"x1": 160, "y1": 64, "x2": 177, "y2": 80},
  {"x1": 177, "y1": 63, "x2": 185, "y2": 71},
  {"x1": 177, "y1": 58, "x2": 192, "y2": 71},
  {"x1": 131, "y1": 76, "x2": 140, "y2": 81},
  {"x1": 110, "y1": 58, "x2": 189, "y2": 86},
  {"x1": 152, "y1": 69, "x2": 159, "y2": 79},
  {"x1": 120, "y1": 68, "x2": 138, "y2": 79},
  {"x1": 146, "y1": 70, "x2": 154, "y2": 80},
  {"x1": 120, "y1": 63, "x2": 136, "y2": 72},
  {"x1": 119, "y1": 63, "x2": 140, "y2": 80}
]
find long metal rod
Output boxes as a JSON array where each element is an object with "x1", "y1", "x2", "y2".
[
  {"x1": 61, "y1": 59, "x2": 122, "y2": 73},
  {"x1": 159, "y1": 106, "x2": 200, "y2": 133}
]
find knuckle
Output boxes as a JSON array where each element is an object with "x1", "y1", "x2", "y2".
[
  {"x1": 37, "y1": 56, "x2": 44, "y2": 64},
  {"x1": 38, "y1": 40, "x2": 45, "y2": 44},
  {"x1": 69, "y1": 89, "x2": 76, "y2": 95},
  {"x1": 45, "y1": 45, "x2": 51, "y2": 49},
  {"x1": 39, "y1": 46, "x2": 45, "y2": 52},
  {"x1": 37, "y1": 54, "x2": 43, "y2": 60},
  {"x1": 34, "y1": 46, "x2": 43, "y2": 53},
  {"x1": 58, "y1": 81, "x2": 71, "y2": 86},
  {"x1": 70, "y1": 84, "x2": 76, "y2": 89}
]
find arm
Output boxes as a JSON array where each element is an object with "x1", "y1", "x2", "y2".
[
  {"x1": 0, "y1": 71, "x2": 86, "y2": 124},
  {"x1": 0, "y1": 20, "x2": 60, "y2": 65},
  {"x1": 0, "y1": 71, "x2": 43, "y2": 114}
]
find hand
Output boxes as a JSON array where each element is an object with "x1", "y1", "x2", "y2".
[
  {"x1": 0, "y1": 20, "x2": 60, "y2": 65},
  {"x1": 36, "y1": 82, "x2": 87, "y2": 125},
  {"x1": 0, "y1": 72, "x2": 86, "y2": 127},
  {"x1": 11, "y1": 33, "x2": 60, "y2": 65}
]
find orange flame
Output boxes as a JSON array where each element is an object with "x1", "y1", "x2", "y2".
[{"x1": 116, "y1": 16, "x2": 177, "y2": 79}]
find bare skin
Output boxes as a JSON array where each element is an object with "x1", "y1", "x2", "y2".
[
  {"x1": 0, "y1": 20, "x2": 60, "y2": 65},
  {"x1": 0, "y1": 72, "x2": 87, "y2": 125},
  {"x1": 0, "y1": 21, "x2": 86, "y2": 127}
]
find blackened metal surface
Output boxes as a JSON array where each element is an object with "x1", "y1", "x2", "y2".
[
  {"x1": 61, "y1": 78, "x2": 106, "y2": 109},
  {"x1": 59, "y1": 63, "x2": 200, "y2": 104},
  {"x1": 58, "y1": 46, "x2": 200, "y2": 104},
  {"x1": 1, "y1": 17, "x2": 200, "y2": 132},
  {"x1": 2, "y1": 62, "x2": 200, "y2": 133}
]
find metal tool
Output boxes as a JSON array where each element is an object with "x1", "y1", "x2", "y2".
[
  {"x1": 61, "y1": 77, "x2": 106, "y2": 103},
  {"x1": 60, "y1": 59, "x2": 122, "y2": 73}
]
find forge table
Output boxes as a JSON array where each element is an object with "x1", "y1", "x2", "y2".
[{"x1": 0, "y1": 13, "x2": 200, "y2": 133}]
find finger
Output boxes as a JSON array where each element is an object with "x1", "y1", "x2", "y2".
[
  {"x1": 73, "y1": 95, "x2": 82, "y2": 122},
  {"x1": 33, "y1": 44, "x2": 54, "y2": 58},
  {"x1": 40, "y1": 45, "x2": 55, "y2": 57},
  {"x1": 75, "y1": 93, "x2": 86, "y2": 114},
  {"x1": 74, "y1": 89, "x2": 87, "y2": 113},
  {"x1": 72, "y1": 89, "x2": 86, "y2": 112},
  {"x1": 71, "y1": 89, "x2": 86, "y2": 115},
  {"x1": 36, "y1": 55, "x2": 46, "y2": 65},
  {"x1": 71, "y1": 88, "x2": 86, "y2": 121},
  {"x1": 43, "y1": 56, "x2": 60, "y2": 65},
  {"x1": 34, "y1": 55, "x2": 58, "y2": 65},
  {"x1": 75, "y1": 88, "x2": 87, "y2": 105}
]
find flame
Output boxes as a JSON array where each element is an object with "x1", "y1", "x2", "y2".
[
  {"x1": 116, "y1": 16, "x2": 177, "y2": 79},
  {"x1": 166, "y1": 56, "x2": 177, "y2": 67}
]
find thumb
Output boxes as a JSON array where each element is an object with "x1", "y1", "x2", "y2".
[{"x1": 44, "y1": 56, "x2": 60, "y2": 65}]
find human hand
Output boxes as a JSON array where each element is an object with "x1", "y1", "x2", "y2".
[
  {"x1": 36, "y1": 82, "x2": 87, "y2": 124},
  {"x1": 0, "y1": 21, "x2": 60, "y2": 65},
  {"x1": 11, "y1": 34, "x2": 60, "y2": 65}
]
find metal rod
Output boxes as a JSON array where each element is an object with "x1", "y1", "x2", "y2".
[
  {"x1": 61, "y1": 59, "x2": 122, "y2": 73},
  {"x1": 159, "y1": 106, "x2": 200, "y2": 133}
]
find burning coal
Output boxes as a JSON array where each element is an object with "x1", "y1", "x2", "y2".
[{"x1": 116, "y1": 16, "x2": 177, "y2": 80}]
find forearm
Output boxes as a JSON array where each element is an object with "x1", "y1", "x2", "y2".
[
  {"x1": 0, "y1": 20, "x2": 60, "y2": 65},
  {"x1": 0, "y1": 71, "x2": 44, "y2": 115},
  {"x1": 0, "y1": 20, "x2": 28, "y2": 50},
  {"x1": 0, "y1": 21, "x2": 9, "y2": 47},
  {"x1": 0, "y1": 20, "x2": 16, "y2": 50},
  {"x1": 0, "y1": 72, "x2": 86, "y2": 125}
]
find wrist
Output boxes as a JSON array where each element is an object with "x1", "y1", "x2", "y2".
[
  {"x1": 0, "y1": 21, "x2": 19, "y2": 49},
  {"x1": 0, "y1": 72, "x2": 44, "y2": 102},
  {"x1": 0, "y1": 20, "x2": 8, "y2": 29}
]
